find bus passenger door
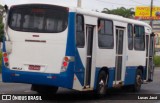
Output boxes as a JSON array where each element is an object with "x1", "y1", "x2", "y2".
[
  {"x1": 74, "y1": 15, "x2": 95, "y2": 90},
  {"x1": 145, "y1": 34, "x2": 154, "y2": 81},
  {"x1": 85, "y1": 25, "x2": 94, "y2": 87},
  {"x1": 114, "y1": 27, "x2": 126, "y2": 85}
]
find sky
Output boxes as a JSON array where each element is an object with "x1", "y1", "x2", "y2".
[{"x1": 0, "y1": 0, "x2": 160, "y2": 11}]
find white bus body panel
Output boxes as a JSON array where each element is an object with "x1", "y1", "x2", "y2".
[{"x1": 7, "y1": 28, "x2": 68, "y2": 73}]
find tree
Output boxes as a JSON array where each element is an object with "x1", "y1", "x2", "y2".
[
  {"x1": 102, "y1": 7, "x2": 135, "y2": 18},
  {"x1": 0, "y1": 5, "x2": 4, "y2": 42}
]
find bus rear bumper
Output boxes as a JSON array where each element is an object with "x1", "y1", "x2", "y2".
[{"x1": 2, "y1": 66, "x2": 74, "y2": 89}]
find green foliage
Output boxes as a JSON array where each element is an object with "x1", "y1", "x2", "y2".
[
  {"x1": 0, "y1": 19, "x2": 4, "y2": 42},
  {"x1": 102, "y1": 7, "x2": 135, "y2": 18},
  {"x1": 0, "y1": 5, "x2": 3, "y2": 72},
  {"x1": 0, "y1": 51, "x2": 2, "y2": 72},
  {"x1": 0, "y1": 5, "x2": 4, "y2": 42},
  {"x1": 154, "y1": 56, "x2": 160, "y2": 67}
]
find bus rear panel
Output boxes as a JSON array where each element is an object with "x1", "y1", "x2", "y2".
[{"x1": 2, "y1": 4, "x2": 76, "y2": 89}]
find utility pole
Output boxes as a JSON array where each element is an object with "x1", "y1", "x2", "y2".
[
  {"x1": 77, "y1": 0, "x2": 82, "y2": 8},
  {"x1": 150, "y1": 0, "x2": 153, "y2": 28}
]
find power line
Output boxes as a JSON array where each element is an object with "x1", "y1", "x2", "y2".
[
  {"x1": 153, "y1": 0, "x2": 160, "y2": 4},
  {"x1": 96, "y1": 0, "x2": 148, "y2": 7},
  {"x1": 130, "y1": 0, "x2": 149, "y2": 6},
  {"x1": 154, "y1": 0, "x2": 160, "y2": 2}
]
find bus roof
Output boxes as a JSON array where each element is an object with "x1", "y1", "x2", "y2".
[{"x1": 73, "y1": 8, "x2": 151, "y2": 29}]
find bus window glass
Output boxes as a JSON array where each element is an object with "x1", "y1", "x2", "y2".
[
  {"x1": 98, "y1": 19, "x2": 114, "y2": 49},
  {"x1": 134, "y1": 25, "x2": 145, "y2": 51},
  {"x1": 23, "y1": 15, "x2": 44, "y2": 30},
  {"x1": 99, "y1": 20, "x2": 105, "y2": 34},
  {"x1": 11, "y1": 13, "x2": 21, "y2": 28},
  {"x1": 8, "y1": 5, "x2": 68, "y2": 33},
  {"x1": 149, "y1": 37, "x2": 154, "y2": 56},
  {"x1": 76, "y1": 15, "x2": 85, "y2": 48},
  {"x1": 128, "y1": 24, "x2": 133, "y2": 50},
  {"x1": 105, "y1": 20, "x2": 113, "y2": 34}
]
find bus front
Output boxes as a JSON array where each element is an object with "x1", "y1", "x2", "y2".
[{"x1": 2, "y1": 4, "x2": 76, "y2": 93}]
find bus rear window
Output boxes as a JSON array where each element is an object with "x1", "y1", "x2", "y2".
[{"x1": 8, "y1": 4, "x2": 68, "y2": 33}]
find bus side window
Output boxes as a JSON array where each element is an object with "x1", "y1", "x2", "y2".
[
  {"x1": 98, "y1": 19, "x2": 114, "y2": 49},
  {"x1": 149, "y1": 36, "x2": 154, "y2": 56},
  {"x1": 134, "y1": 25, "x2": 145, "y2": 51},
  {"x1": 128, "y1": 24, "x2": 133, "y2": 50},
  {"x1": 76, "y1": 14, "x2": 85, "y2": 48}
]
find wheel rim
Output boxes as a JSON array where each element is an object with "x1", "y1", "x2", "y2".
[
  {"x1": 136, "y1": 75, "x2": 142, "y2": 88},
  {"x1": 98, "y1": 79, "x2": 105, "y2": 94}
]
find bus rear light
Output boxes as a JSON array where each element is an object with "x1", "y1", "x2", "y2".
[
  {"x1": 64, "y1": 56, "x2": 69, "y2": 62},
  {"x1": 3, "y1": 52, "x2": 9, "y2": 67},
  {"x1": 61, "y1": 56, "x2": 69, "y2": 72},
  {"x1": 61, "y1": 56, "x2": 74, "y2": 72},
  {"x1": 3, "y1": 53, "x2": 8, "y2": 57},
  {"x1": 64, "y1": 56, "x2": 75, "y2": 62},
  {"x1": 63, "y1": 61, "x2": 68, "y2": 67},
  {"x1": 4, "y1": 57, "x2": 8, "y2": 62},
  {"x1": 5, "y1": 62, "x2": 9, "y2": 67},
  {"x1": 61, "y1": 61, "x2": 68, "y2": 72}
]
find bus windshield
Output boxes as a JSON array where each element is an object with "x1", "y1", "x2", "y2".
[{"x1": 8, "y1": 4, "x2": 68, "y2": 33}]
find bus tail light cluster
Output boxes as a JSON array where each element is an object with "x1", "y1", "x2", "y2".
[
  {"x1": 3, "y1": 52, "x2": 9, "y2": 67},
  {"x1": 61, "y1": 56, "x2": 74, "y2": 72},
  {"x1": 61, "y1": 56, "x2": 69, "y2": 72}
]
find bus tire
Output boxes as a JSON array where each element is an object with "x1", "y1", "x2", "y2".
[
  {"x1": 95, "y1": 70, "x2": 108, "y2": 96},
  {"x1": 31, "y1": 84, "x2": 58, "y2": 94},
  {"x1": 132, "y1": 69, "x2": 142, "y2": 92}
]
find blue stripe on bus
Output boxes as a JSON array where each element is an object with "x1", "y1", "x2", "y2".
[
  {"x1": 108, "y1": 68, "x2": 115, "y2": 87},
  {"x1": 124, "y1": 66, "x2": 137, "y2": 85},
  {"x1": 94, "y1": 66, "x2": 146, "y2": 89},
  {"x1": 66, "y1": 12, "x2": 85, "y2": 86},
  {"x1": 125, "y1": 66, "x2": 146, "y2": 85},
  {"x1": 2, "y1": 62, "x2": 75, "y2": 89},
  {"x1": 65, "y1": 12, "x2": 76, "y2": 56},
  {"x1": 74, "y1": 48, "x2": 85, "y2": 86}
]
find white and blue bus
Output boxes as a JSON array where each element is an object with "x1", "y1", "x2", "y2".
[{"x1": 2, "y1": 4, "x2": 155, "y2": 95}]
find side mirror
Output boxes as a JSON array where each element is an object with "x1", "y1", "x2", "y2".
[{"x1": 4, "y1": 5, "x2": 8, "y2": 12}]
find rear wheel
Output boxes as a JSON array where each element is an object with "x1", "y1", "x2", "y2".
[
  {"x1": 132, "y1": 69, "x2": 142, "y2": 92},
  {"x1": 31, "y1": 84, "x2": 58, "y2": 94},
  {"x1": 95, "y1": 70, "x2": 108, "y2": 96}
]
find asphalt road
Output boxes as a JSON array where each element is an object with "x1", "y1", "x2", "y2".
[{"x1": 0, "y1": 68, "x2": 160, "y2": 103}]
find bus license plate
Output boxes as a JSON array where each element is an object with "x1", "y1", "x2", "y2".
[{"x1": 28, "y1": 65, "x2": 40, "y2": 70}]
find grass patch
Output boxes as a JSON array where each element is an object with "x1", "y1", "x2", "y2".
[{"x1": 154, "y1": 56, "x2": 160, "y2": 67}]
